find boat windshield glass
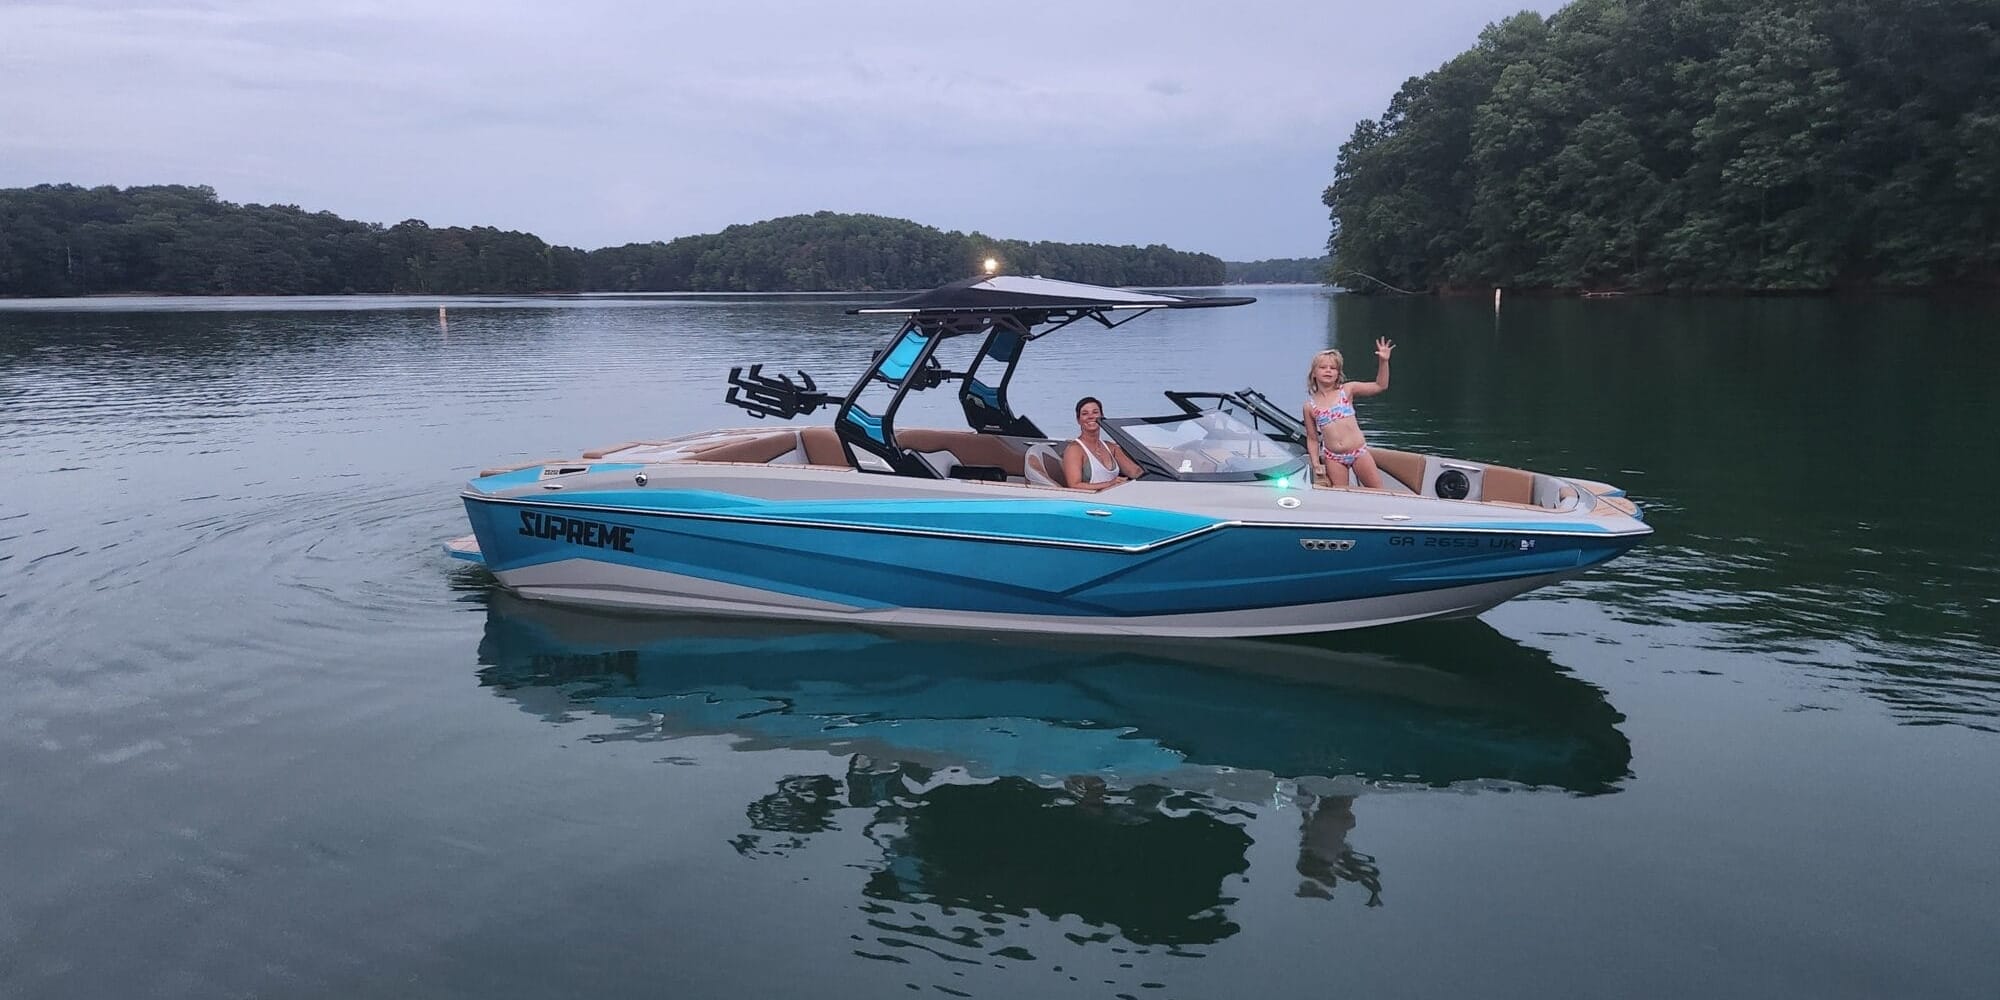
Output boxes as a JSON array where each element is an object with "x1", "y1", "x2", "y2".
[{"x1": 1109, "y1": 410, "x2": 1309, "y2": 482}]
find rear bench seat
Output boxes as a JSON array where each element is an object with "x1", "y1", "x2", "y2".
[
  {"x1": 661, "y1": 426, "x2": 1023, "y2": 479},
  {"x1": 798, "y1": 427, "x2": 847, "y2": 466},
  {"x1": 639, "y1": 427, "x2": 848, "y2": 467},
  {"x1": 674, "y1": 432, "x2": 802, "y2": 465},
  {"x1": 895, "y1": 429, "x2": 1027, "y2": 479}
]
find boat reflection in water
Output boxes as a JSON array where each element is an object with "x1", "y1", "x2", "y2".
[{"x1": 472, "y1": 590, "x2": 1630, "y2": 956}]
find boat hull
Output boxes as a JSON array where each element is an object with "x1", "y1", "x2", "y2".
[{"x1": 460, "y1": 476, "x2": 1645, "y2": 637}]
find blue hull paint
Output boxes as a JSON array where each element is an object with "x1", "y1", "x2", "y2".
[
  {"x1": 463, "y1": 494, "x2": 1638, "y2": 618},
  {"x1": 469, "y1": 487, "x2": 1223, "y2": 545}
]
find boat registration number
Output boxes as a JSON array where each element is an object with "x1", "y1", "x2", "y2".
[{"x1": 1389, "y1": 535, "x2": 1536, "y2": 551}]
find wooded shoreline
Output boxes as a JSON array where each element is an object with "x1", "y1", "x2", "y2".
[
  {"x1": 0, "y1": 184, "x2": 1229, "y2": 299},
  {"x1": 1325, "y1": 0, "x2": 2000, "y2": 295}
]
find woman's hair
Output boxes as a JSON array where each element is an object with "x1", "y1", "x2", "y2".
[
  {"x1": 1307, "y1": 349, "x2": 1344, "y2": 391},
  {"x1": 1074, "y1": 396, "x2": 1102, "y2": 417}
]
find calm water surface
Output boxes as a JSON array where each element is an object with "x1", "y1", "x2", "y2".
[{"x1": 2, "y1": 287, "x2": 1996, "y2": 998}]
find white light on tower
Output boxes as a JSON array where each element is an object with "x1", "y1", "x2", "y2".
[{"x1": 983, "y1": 257, "x2": 999, "y2": 274}]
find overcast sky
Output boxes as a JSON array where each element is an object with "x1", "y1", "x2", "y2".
[{"x1": 1, "y1": 0, "x2": 1557, "y2": 261}]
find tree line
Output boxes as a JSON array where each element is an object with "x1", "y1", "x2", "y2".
[
  {"x1": 1325, "y1": 0, "x2": 2000, "y2": 293},
  {"x1": 1223, "y1": 257, "x2": 1331, "y2": 283},
  {"x1": 0, "y1": 184, "x2": 1225, "y2": 297}
]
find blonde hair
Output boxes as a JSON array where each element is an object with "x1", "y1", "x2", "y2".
[{"x1": 1307, "y1": 349, "x2": 1344, "y2": 391}]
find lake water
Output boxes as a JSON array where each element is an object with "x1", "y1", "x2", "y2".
[{"x1": 2, "y1": 286, "x2": 1996, "y2": 998}]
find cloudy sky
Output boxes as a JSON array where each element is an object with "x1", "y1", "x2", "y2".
[{"x1": 1, "y1": 0, "x2": 1555, "y2": 261}]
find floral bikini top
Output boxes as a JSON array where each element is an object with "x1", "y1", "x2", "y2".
[{"x1": 1309, "y1": 389, "x2": 1355, "y2": 427}]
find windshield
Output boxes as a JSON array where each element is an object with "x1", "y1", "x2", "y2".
[
  {"x1": 1165, "y1": 389, "x2": 1307, "y2": 447},
  {"x1": 1109, "y1": 410, "x2": 1309, "y2": 482}
]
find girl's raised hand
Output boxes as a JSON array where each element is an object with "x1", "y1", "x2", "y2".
[{"x1": 1375, "y1": 337, "x2": 1395, "y2": 360}]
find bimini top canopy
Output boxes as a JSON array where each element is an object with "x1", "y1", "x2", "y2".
[{"x1": 850, "y1": 275, "x2": 1255, "y2": 316}]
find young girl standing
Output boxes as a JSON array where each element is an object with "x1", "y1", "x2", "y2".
[{"x1": 1303, "y1": 338, "x2": 1394, "y2": 488}]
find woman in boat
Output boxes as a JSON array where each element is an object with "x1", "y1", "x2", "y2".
[
  {"x1": 1303, "y1": 339, "x2": 1394, "y2": 488},
  {"x1": 1064, "y1": 396, "x2": 1143, "y2": 491}
]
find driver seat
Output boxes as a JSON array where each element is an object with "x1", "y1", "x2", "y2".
[{"x1": 1023, "y1": 442, "x2": 1068, "y2": 487}]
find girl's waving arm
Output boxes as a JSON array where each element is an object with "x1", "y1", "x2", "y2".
[{"x1": 1346, "y1": 338, "x2": 1394, "y2": 398}]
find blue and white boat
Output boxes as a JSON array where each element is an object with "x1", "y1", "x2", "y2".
[{"x1": 448, "y1": 275, "x2": 1650, "y2": 636}]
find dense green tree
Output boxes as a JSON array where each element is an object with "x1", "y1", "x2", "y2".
[
  {"x1": 1224, "y1": 257, "x2": 1331, "y2": 283},
  {"x1": 1325, "y1": 0, "x2": 2000, "y2": 292},
  {"x1": 0, "y1": 188, "x2": 1224, "y2": 297},
  {"x1": 579, "y1": 211, "x2": 1221, "y2": 292}
]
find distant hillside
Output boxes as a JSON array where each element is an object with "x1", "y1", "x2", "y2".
[
  {"x1": 587, "y1": 211, "x2": 1224, "y2": 293},
  {"x1": 1224, "y1": 257, "x2": 1330, "y2": 284},
  {"x1": 0, "y1": 184, "x2": 1225, "y2": 297}
]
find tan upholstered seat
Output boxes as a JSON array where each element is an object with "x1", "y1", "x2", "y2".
[
  {"x1": 895, "y1": 429, "x2": 1028, "y2": 478},
  {"x1": 1481, "y1": 465, "x2": 1535, "y2": 505},
  {"x1": 680, "y1": 432, "x2": 800, "y2": 465},
  {"x1": 1369, "y1": 449, "x2": 1426, "y2": 493},
  {"x1": 797, "y1": 427, "x2": 849, "y2": 466}
]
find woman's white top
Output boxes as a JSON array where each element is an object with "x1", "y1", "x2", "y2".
[{"x1": 1074, "y1": 437, "x2": 1119, "y2": 484}]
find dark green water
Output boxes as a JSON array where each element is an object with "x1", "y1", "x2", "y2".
[{"x1": 2, "y1": 287, "x2": 1996, "y2": 998}]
